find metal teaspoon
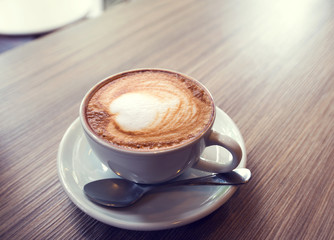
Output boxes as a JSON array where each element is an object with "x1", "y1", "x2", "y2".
[{"x1": 83, "y1": 168, "x2": 251, "y2": 207}]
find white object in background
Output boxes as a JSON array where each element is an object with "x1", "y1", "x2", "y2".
[
  {"x1": 86, "y1": 0, "x2": 104, "y2": 18},
  {"x1": 0, "y1": 0, "x2": 95, "y2": 35}
]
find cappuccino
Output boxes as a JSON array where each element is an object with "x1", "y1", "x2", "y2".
[{"x1": 85, "y1": 69, "x2": 214, "y2": 151}]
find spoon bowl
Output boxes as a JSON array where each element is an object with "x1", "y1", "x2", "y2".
[{"x1": 84, "y1": 168, "x2": 251, "y2": 207}]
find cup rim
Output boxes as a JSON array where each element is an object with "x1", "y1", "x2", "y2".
[{"x1": 79, "y1": 68, "x2": 216, "y2": 155}]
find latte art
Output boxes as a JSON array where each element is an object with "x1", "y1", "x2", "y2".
[
  {"x1": 86, "y1": 70, "x2": 214, "y2": 151},
  {"x1": 109, "y1": 92, "x2": 180, "y2": 132}
]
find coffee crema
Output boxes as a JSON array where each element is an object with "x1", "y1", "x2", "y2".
[{"x1": 85, "y1": 70, "x2": 214, "y2": 151}]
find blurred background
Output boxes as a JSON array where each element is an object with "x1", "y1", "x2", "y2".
[{"x1": 0, "y1": 0, "x2": 130, "y2": 54}]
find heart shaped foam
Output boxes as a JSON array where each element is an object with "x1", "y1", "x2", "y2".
[{"x1": 109, "y1": 92, "x2": 180, "y2": 132}]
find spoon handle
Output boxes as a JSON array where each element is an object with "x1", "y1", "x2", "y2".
[{"x1": 139, "y1": 168, "x2": 251, "y2": 189}]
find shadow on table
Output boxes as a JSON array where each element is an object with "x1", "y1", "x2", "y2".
[{"x1": 0, "y1": 34, "x2": 41, "y2": 54}]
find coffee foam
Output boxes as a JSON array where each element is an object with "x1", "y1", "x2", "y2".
[
  {"x1": 86, "y1": 70, "x2": 214, "y2": 151},
  {"x1": 109, "y1": 92, "x2": 180, "y2": 131}
]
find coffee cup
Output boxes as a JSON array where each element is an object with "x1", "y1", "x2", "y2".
[{"x1": 80, "y1": 69, "x2": 242, "y2": 184}]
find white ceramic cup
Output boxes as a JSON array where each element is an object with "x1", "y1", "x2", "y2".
[{"x1": 80, "y1": 69, "x2": 242, "y2": 184}]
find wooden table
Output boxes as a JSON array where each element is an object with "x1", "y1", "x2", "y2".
[{"x1": 1, "y1": 0, "x2": 333, "y2": 239}]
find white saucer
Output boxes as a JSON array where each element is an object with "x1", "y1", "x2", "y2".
[{"x1": 57, "y1": 107, "x2": 247, "y2": 231}]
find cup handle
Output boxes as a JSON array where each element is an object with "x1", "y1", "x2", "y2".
[{"x1": 193, "y1": 130, "x2": 242, "y2": 173}]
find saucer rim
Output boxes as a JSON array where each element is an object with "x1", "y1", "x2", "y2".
[{"x1": 57, "y1": 107, "x2": 247, "y2": 231}]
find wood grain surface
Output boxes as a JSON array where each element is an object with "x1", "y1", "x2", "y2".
[{"x1": 1, "y1": 0, "x2": 333, "y2": 239}]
